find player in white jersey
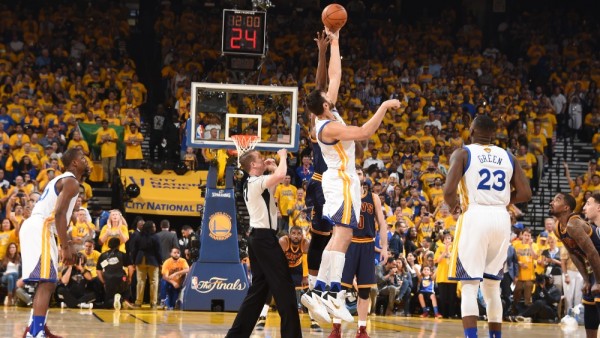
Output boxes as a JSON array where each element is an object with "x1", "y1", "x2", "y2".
[
  {"x1": 444, "y1": 115, "x2": 531, "y2": 338},
  {"x1": 300, "y1": 26, "x2": 400, "y2": 325},
  {"x1": 21, "y1": 148, "x2": 91, "y2": 338}
]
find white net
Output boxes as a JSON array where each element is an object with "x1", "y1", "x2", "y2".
[{"x1": 231, "y1": 135, "x2": 260, "y2": 168}]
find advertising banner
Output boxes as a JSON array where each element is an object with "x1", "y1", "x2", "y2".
[{"x1": 119, "y1": 169, "x2": 205, "y2": 217}]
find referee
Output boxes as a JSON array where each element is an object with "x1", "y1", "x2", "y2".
[{"x1": 226, "y1": 148, "x2": 302, "y2": 338}]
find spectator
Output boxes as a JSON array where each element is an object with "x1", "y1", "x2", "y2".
[
  {"x1": 389, "y1": 222, "x2": 405, "y2": 257},
  {"x1": 512, "y1": 228, "x2": 538, "y2": 314},
  {"x1": 149, "y1": 105, "x2": 166, "y2": 162},
  {"x1": 294, "y1": 155, "x2": 313, "y2": 187},
  {"x1": 67, "y1": 131, "x2": 90, "y2": 156},
  {"x1": 0, "y1": 219, "x2": 18, "y2": 260},
  {"x1": 274, "y1": 174, "x2": 297, "y2": 233},
  {"x1": 180, "y1": 225, "x2": 200, "y2": 264},
  {"x1": 96, "y1": 238, "x2": 135, "y2": 310},
  {"x1": 68, "y1": 209, "x2": 95, "y2": 253},
  {"x1": 375, "y1": 257, "x2": 401, "y2": 316},
  {"x1": 434, "y1": 232, "x2": 458, "y2": 318},
  {"x1": 95, "y1": 119, "x2": 118, "y2": 185},
  {"x1": 155, "y1": 219, "x2": 180, "y2": 308},
  {"x1": 98, "y1": 210, "x2": 129, "y2": 253},
  {"x1": 1, "y1": 242, "x2": 21, "y2": 306},
  {"x1": 541, "y1": 236, "x2": 564, "y2": 295},
  {"x1": 89, "y1": 203, "x2": 109, "y2": 232},
  {"x1": 161, "y1": 247, "x2": 189, "y2": 310},
  {"x1": 130, "y1": 220, "x2": 162, "y2": 308},
  {"x1": 417, "y1": 266, "x2": 441, "y2": 318},
  {"x1": 124, "y1": 123, "x2": 144, "y2": 169},
  {"x1": 394, "y1": 255, "x2": 413, "y2": 316},
  {"x1": 56, "y1": 253, "x2": 96, "y2": 309},
  {"x1": 509, "y1": 274, "x2": 560, "y2": 323},
  {"x1": 363, "y1": 150, "x2": 385, "y2": 171},
  {"x1": 561, "y1": 244, "x2": 583, "y2": 311},
  {"x1": 79, "y1": 239, "x2": 103, "y2": 297}
]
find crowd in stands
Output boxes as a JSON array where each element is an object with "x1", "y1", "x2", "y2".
[
  {"x1": 0, "y1": 0, "x2": 599, "y2": 325},
  {"x1": 0, "y1": 1, "x2": 194, "y2": 311}
]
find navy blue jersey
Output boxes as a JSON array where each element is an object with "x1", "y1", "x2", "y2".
[
  {"x1": 353, "y1": 189, "x2": 376, "y2": 239},
  {"x1": 555, "y1": 214, "x2": 600, "y2": 265},
  {"x1": 311, "y1": 137, "x2": 328, "y2": 175}
]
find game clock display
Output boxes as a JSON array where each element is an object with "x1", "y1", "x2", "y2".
[{"x1": 222, "y1": 10, "x2": 266, "y2": 56}]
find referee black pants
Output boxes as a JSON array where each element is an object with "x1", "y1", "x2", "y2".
[{"x1": 226, "y1": 228, "x2": 301, "y2": 338}]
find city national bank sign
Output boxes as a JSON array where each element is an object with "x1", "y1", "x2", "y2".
[{"x1": 120, "y1": 169, "x2": 206, "y2": 216}]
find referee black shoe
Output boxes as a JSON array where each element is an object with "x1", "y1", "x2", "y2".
[
  {"x1": 255, "y1": 316, "x2": 266, "y2": 331},
  {"x1": 310, "y1": 318, "x2": 323, "y2": 333}
]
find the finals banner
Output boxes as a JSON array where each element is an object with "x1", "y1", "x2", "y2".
[{"x1": 119, "y1": 169, "x2": 205, "y2": 217}]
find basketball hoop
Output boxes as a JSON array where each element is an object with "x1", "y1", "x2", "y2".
[{"x1": 231, "y1": 135, "x2": 260, "y2": 168}]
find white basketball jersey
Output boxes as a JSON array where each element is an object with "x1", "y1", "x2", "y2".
[
  {"x1": 459, "y1": 144, "x2": 513, "y2": 207},
  {"x1": 32, "y1": 172, "x2": 79, "y2": 226},
  {"x1": 315, "y1": 109, "x2": 356, "y2": 174}
]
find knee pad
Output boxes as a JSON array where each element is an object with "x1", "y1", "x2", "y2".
[
  {"x1": 460, "y1": 280, "x2": 480, "y2": 318},
  {"x1": 481, "y1": 279, "x2": 502, "y2": 323},
  {"x1": 358, "y1": 288, "x2": 371, "y2": 300},
  {"x1": 584, "y1": 304, "x2": 600, "y2": 330}
]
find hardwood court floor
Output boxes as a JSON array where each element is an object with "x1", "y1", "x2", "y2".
[{"x1": 0, "y1": 306, "x2": 583, "y2": 337}]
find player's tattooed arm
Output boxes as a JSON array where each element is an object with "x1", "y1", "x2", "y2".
[{"x1": 566, "y1": 218, "x2": 600, "y2": 293}]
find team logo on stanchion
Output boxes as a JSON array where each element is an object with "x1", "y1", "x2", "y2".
[{"x1": 208, "y1": 212, "x2": 233, "y2": 240}]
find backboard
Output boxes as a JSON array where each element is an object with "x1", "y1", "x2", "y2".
[{"x1": 188, "y1": 82, "x2": 299, "y2": 152}]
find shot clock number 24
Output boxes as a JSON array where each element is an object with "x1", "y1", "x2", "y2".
[{"x1": 222, "y1": 10, "x2": 266, "y2": 56}]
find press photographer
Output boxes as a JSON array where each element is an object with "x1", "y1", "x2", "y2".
[{"x1": 508, "y1": 274, "x2": 561, "y2": 323}]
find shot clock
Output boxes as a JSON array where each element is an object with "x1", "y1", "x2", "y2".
[{"x1": 222, "y1": 9, "x2": 266, "y2": 56}]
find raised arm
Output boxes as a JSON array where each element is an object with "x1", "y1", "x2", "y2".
[
  {"x1": 509, "y1": 152, "x2": 532, "y2": 204},
  {"x1": 264, "y1": 149, "x2": 288, "y2": 189},
  {"x1": 326, "y1": 29, "x2": 341, "y2": 105},
  {"x1": 315, "y1": 31, "x2": 329, "y2": 92}
]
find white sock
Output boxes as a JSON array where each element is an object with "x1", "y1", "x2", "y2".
[
  {"x1": 260, "y1": 304, "x2": 270, "y2": 317},
  {"x1": 358, "y1": 320, "x2": 367, "y2": 328},
  {"x1": 329, "y1": 251, "x2": 346, "y2": 287},
  {"x1": 333, "y1": 318, "x2": 342, "y2": 324},
  {"x1": 28, "y1": 309, "x2": 33, "y2": 326},
  {"x1": 308, "y1": 274, "x2": 317, "y2": 290},
  {"x1": 316, "y1": 250, "x2": 332, "y2": 286}
]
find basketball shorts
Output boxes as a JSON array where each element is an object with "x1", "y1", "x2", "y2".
[
  {"x1": 289, "y1": 265, "x2": 306, "y2": 290},
  {"x1": 321, "y1": 170, "x2": 361, "y2": 229},
  {"x1": 21, "y1": 215, "x2": 59, "y2": 283},
  {"x1": 341, "y1": 240, "x2": 376, "y2": 289},
  {"x1": 448, "y1": 205, "x2": 510, "y2": 281},
  {"x1": 305, "y1": 178, "x2": 332, "y2": 234}
]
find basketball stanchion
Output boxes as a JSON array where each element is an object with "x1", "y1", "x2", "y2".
[{"x1": 181, "y1": 147, "x2": 250, "y2": 311}]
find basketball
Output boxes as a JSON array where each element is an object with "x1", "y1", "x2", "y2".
[{"x1": 321, "y1": 4, "x2": 347, "y2": 32}]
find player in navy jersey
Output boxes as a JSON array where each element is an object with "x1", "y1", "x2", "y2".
[
  {"x1": 305, "y1": 31, "x2": 333, "y2": 296},
  {"x1": 332, "y1": 167, "x2": 388, "y2": 338},
  {"x1": 551, "y1": 193, "x2": 600, "y2": 338}
]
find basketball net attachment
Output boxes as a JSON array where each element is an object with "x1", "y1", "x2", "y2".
[{"x1": 231, "y1": 135, "x2": 260, "y2": 168}]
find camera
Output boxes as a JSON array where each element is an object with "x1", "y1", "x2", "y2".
[{"x1": 16, "y1": 192, "x2": 25, "y2": 198}]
